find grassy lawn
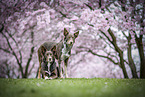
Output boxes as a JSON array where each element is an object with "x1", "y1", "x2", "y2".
[{"x1": 0, "y1": 78, "x2": 145, "y2": 97}]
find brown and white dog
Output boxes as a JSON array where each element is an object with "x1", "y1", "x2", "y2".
[
  {"x1": 55, "y1": 28, "x2": 79, "y2": 78},
  {"x1": 37, "y1": 42, "x2": 58, "y2": 79}
]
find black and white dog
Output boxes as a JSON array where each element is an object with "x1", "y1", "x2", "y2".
[{"x1": 37, "y1": 42, "x2": 58, "y2": 79}]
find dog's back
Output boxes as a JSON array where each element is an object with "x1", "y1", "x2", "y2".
[
  {"x1": 43, "y1": 42, "x2": 56, "y2": 51},
  {"x1": 55, "y1": 41, "x2": 63, "y2": 60}
]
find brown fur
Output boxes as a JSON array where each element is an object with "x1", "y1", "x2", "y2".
[
  {"x1": 37, "y1": 28, "x2": 79, "y2": 78},
  {"x1": 55, "y1": 28, "x2": 79, "y2": 78},
  {"x1": 37, "y1": 42, "x2": 58, "y2": 79}
]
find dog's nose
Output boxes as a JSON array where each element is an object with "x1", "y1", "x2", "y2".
[
  {"x1": 49, "y1": 58, "x2": 52, "y2": 61},
  {"x1": 70, "y1": 41, "x2": 73, "y2": 44}
]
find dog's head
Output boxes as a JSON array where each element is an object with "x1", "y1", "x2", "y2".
[
  {"x1": 41, "y1": 45, "x2": 56, "y2": 63},
  {"x1": 63, "y1": 28, "x2": 79, "y2": 46}
]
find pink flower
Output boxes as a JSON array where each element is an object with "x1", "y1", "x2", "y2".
[
  {"x1": 71, "y1": 16, "x2": 79, "y2": 21},
  {"x1": 40, "y1": 2, "x2": 48, "y2": 8}
]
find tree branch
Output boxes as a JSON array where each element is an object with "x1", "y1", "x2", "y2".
[
  {"x1": 108, "y1": 28, "x2": 116, "y2": 43},
  {"x1": 0, "y1": 24, "x2": 4, "y2": 32},
  {"x1": 28, "y1": 63, "x2": 35, "y2": 76},
  {"x1": 77, "y1": 46, "x2": 118, "y2": 65},
  {"x1": 122, "y1": 31, "x2": 128, "y2": 39},
  {"x1": 103, "y1": 50, "x2": 119, "y2": 63},
  {"x1": 7, "y1": 31, "x2": 23, "y2": 65},
  {"x1": 99, "y1": 29, "x2": 112, "y2": 43},
  {"x1": 1, "y1": 32, "x2": 24, "y2": 77},
  {"x1": 0, "y1": 47, "x2": 11, "y2": 54},
  {"x1": 24, "y1": 46, "x2": 35, "y2": 78},
  {"x1": 59, "y1": 11, "x2": 67, "y2": 17},
  {"x1": 88, "y1": 49, "x2": 118, "y2": 65},
  {"x1": 99, "y1": 35, "x2": 114, "y2": 50},
  {"x1": 84, "y1": 3, "x2": 94, "y2": 10},
  {"x1": 99, "y1": 29, "x2": 122, "y2": 53}
]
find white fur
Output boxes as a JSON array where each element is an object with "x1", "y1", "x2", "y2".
[
  {"x1": 47, "y1": 63, "x2": 51, "y2": 76},
  {"x1": 61, "y1": 42, "x2": 70, "y2": 60},
  {"x1": 45, "y1": 76, "x2": 49, "y2": 80}
]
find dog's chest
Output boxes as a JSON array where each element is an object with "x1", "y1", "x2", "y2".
[
  {"x1": 47, "y1": 62, "x2": 51, "y2": 75},
  {"x1": 61, "y1": 46, "x2": 70, "y2": 60}
]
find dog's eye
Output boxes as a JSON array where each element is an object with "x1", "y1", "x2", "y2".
[{"x1": 50, "y1": 53, "x2": 52, "y2": 56}]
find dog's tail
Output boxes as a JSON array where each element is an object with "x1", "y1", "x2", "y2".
[{"x1": 56, "y1": 66, "x2": 60, "y2": 77}]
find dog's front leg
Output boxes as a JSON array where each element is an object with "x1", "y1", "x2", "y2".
[
  {"x1": 38, "y1": 57, "x2": 42, "y2": 79},
  {"x1": 58, "y1": 60, "x2": 64, "y2": 78},
  {"x1": 38, "y1": 65, "x2": 41, "y2": 79},
  {"x1": 48, "y1": 69, "x2": 58, "y2": 79},
  {"x1": 64, "y1": 58, "x2": 69, "y2": 78}
]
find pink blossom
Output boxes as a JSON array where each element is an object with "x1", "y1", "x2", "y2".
[
  {"x1": 32, "y1": 9, "x2": 46, "y2": 16},
  {"x1": 0, "y1": 0, "x2": 143, "y2": 79},
  {"x1": 40, "y1": 2, "x2": 49, "y2": 8},
  {"x1": 59, "y1": 1, "x2": 65, "y2": 6},
  {"x1": 25, "y1": 12, "x2": 32, "y2": 16},
  {"x1": 71, "y1": 16, "x2": 79, "y2": 21}
]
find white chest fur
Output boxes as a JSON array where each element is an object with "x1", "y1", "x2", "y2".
[
  {"x1": 47, "y1": 62, "x2": 51, "y2": 76},
  {"x1": 61, "y1": 43, "x2": 70, "y2": 60}
]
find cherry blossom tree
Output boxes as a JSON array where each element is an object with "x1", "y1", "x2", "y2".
[
  {"x1": 75, "y1": 0, "x2": 145, "y2": 78},
  {"x1": 0, "y1": 0, "x2": 144, "y2": 78},
  {"x1": 117, "y1": 0, "x2": 145, "y2": 79},
  {"x1": 0, "y1": 0, "x2": 59, "y2": 78},
  {"x1": 55, "y1": 0, "x2": 145, "y2": 78}
]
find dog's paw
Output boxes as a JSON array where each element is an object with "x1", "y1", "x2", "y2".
[
  {"x1": 45, "y1": 76, "x2": 49, "y2": 80},
  {"x1": 45, "y1": 76, "x2": 53, "y2": 80},
  {"x1": 48, "y1": 77, "x2": 52, "y2": 80},
  {"x1": 60, "y1": 76, "x2": 64, "y2": 79}
]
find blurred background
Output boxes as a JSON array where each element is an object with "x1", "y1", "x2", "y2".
[{"x1": 0, "y1": 0, "x2": 145, "y2": 79}]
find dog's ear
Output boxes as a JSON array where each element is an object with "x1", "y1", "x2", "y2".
[
  {"x1": 41, "y1": 45, "x2": 46, "y2": 55},
  {"x1": 51, "y1": 45, "x2": 58, "y2": 59},
  {"x1": 74, "y1": 31, "x2": 79, "y2": 38},
  {"x1": 51, "y1": 45, "x2": 56, "y2": 52},
  {"x1": 64, "y1": 28, "x2": 69, "y2": 36}
]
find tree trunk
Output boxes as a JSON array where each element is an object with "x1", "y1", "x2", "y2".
[
  {"x1": 137, "y1": 40, "x2": 145, "y2": 78},
  {"x1": 140, "y1": 57, "x2": 145, "y2": 78},
  {"x1": 107, "y1": 28, "x2": 129, "y2": 78},
  {"x1": 23, "y1": 46, "x2": 35, "y2": 78},
  {"x1": 119, "y1": 51, "x2": 129, "y2": 78},
  {"x1": 135, "y1": 35, "x2": 145, "y2": 78},
  {"x1": 127, "y1": 34, "x2": 138, "y2": 78}
]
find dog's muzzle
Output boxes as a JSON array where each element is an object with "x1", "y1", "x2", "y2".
[{"x1": 67, "y1": 38, "x2": 74, "y2": 45}]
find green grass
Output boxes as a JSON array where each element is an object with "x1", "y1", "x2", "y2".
[{"x1": 0, "y1": 78, "x2": 145, "y2": 97}]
